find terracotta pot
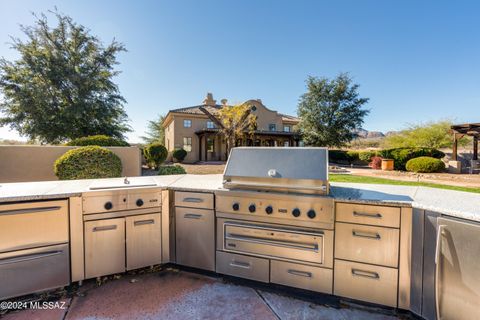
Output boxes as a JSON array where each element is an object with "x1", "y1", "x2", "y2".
[{"x1": 381, "y1": 159, "x2": 394, "y2": 171}]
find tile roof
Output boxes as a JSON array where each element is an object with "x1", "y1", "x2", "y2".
[
  {"x1": 169, "y1": 104, "x2": 222, "y2": 115},
  {"x1": 169, "y1": 105, "x2": 299, "y2": 122}
]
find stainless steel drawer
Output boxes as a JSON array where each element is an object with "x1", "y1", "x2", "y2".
[
  {"x1": 175, "y1": 191, "x2": 214, "y2": 209},
  {"x1": 0, "y1": 200, "x2": 68, "y2": 253},
  {"x1": 336, "y1": 203, "x2": 400, "y2": 228},
  {"x1": 0, "y1": 243, "x2": 70, "y2": 300},
  {"x1": 175, "y1": 207, "x2": 215, "y2": 271},
  {"x1": 334, "y1": 259, "x2": 398, "y2": 307},
  {"x1": 270, "y1": 260, "x2": 332, "y2": 294},
  {"x1": 335, "y1": 222, "x2": 399, "y2": 268},
  {"x1": 216, "y1": 251, "x2": 269, "y2": 283},
  {"x1": 126, "y1": 213, "x2": 162, "y2": 270},
  {"x1": 84, "y1": 218, "x2": 126, "y2": 278}
]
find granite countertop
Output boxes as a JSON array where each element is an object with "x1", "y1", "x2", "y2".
[{"x1": 0, "y1": 174, "x2": 479, "y2": 222}]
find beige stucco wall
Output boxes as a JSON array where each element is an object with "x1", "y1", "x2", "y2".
[
  {"x1": 0, "y1": 145, "x2": 142, "y2": 183},
  {"x1": 171, "y1": 114, "x2": 210, "y2": 163}
]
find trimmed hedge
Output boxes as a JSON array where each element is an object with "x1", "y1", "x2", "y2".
[
  {"x1": 66, "y1": 135, "x2": 130, "y2": 147},
  {"x1": 378, "y1": 148, "x2": 445, "y2": 170},
  {"x1": 158, "y1": 165, "x2": 186, "y2": 175},
  {"x1": 144, "y1": 143, "x2": 168, "y2": 169},
  {"x1": 359, "y1": 150, "x2": 376, "y2": 162},
  {"x1": 329, "y1": 150, "x2": 350, "y2": 164},
  {"x1": 173, "y1": 148, "x2": 187, "y2": 162},
  {"x1": 406, "y1": 157, "x2": 445, "y2": 173},
  {"x1": 54, "y1": 146, "x2": 122, "y2": 180}
]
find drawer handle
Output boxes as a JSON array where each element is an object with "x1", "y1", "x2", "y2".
[
  {"x1": 183, "y1": 197, "x2": 204, "y2": 203},
  {"x1": 0, "y1": 250, "x2": 63, "y2": 266},
  {"x1": 93, "y1": 225, "x2": 117, "y2": 232},
  {"x1": 287, "y1": 269, "x2": 312, "y2": 278},
  {"x1": 351, "y1": 268, "x2": 380, "y2": 279},
  {"x1": 134, "y1": 219, "x2": 155, "y2": 226},
  {"x1": 184, "y1": 213, "x2": 202, "y2": 219},
  {"x1": 352, "y1": 230, "x2": 381, "y2": 240},
  {"x1": 229, "y1": 260, "x2": 251, "y2": 269},
  {"x1": 353, "y1": 211, "x2": 382, "y2": 219},
  {"x1": 0, "y1": 206, "x2": 62, "y2": 216}
]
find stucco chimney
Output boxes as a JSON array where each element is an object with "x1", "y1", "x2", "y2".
[
  {"x1": 203, "y1": 93, "x2": 216, "y2": 106},
  {"x1": 221, "y1": 99, "x2": 228, "y2": 106}
]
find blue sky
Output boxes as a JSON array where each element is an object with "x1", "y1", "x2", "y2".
[{"x1": 0, "y1": 0, "x2": 479, "y2": 142}]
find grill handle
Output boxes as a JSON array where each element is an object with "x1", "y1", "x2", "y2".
[{"x1": 226, "y1": 233, "x2": 318, "y2": 251}]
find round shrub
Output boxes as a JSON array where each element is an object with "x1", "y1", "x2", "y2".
[
  {"x1": 158, "y1": 165, "x2": 186, "y2": 175},
  {"x1": 346, "y1": 150, "x2": 360, "y2": 163},
  {"x1": 54, "y1": 146, "x2": 122, "y2": 180},
  {"x1": 66, "y1": 135, "x2": 130, "y2": 147},
  {"x1": 173, "y1": 148, "x2": 187, "y2": 162},
  {"x1": 144, "y1": 143, "x2": 168, "y2": 169},
  {"x1": 406, "y1": 157, "x2": 445, "y2": 173}
]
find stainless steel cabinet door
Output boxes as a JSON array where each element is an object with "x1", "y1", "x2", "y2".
[
  {"x1": 84, "y1": 218, "x2": 125, "y2": 278},
  {"x1": 175, "y1": 207, "x2": 215, "y2": 271},
  {"x1": 436, "y1": 217, "x2": 480, "y2": 320},
  {"x1": 126, "y1": 213, "x2": 162, "y2": 270},
  {"x1": 0, "y1": 243, "x2": 70, "y2": 300}
]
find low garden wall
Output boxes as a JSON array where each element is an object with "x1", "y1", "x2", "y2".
[{"x1": 0, "y1": 145, "x2": 142, "y2": 183}]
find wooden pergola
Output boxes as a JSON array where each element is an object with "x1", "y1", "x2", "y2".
[{"x1": 450, "y1": 123, "x2": 480, "y2": 161}]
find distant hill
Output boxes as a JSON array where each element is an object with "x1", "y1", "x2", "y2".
[{"x1": 354, "y1": 129, "x2": 386, "y2": 139}]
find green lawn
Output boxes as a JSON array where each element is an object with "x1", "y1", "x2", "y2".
[{"x1": 329, "y1": 174, "x2": 480, "y2": 194}]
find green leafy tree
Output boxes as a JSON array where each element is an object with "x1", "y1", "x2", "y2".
[
  {"x1": 383, "y1": 120, "x2": 469, "y2": 149},
  {"x1": 297, "y1": 74, "x2": 369, "y2": 147},
  {"x1": 141, "y1": 114, "x2": 165, "y2": 144},
  {"x1": 200, "y1": 103, "x2": 257, "y2": 158},
  {"x1": 0, "y1": 11, "x2": 130, "y2": 144}
]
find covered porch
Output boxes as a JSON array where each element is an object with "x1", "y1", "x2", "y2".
[
  {"x1": 450, "y1": 123, "x2": 480, "y2": 173},
  {"x1": 195, "y1": 129, "x2": 302, "y2": 162}
]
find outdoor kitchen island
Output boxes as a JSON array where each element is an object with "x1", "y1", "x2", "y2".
[{"x1": 0, "y1": 149, "x2": 479, "y2": 320}]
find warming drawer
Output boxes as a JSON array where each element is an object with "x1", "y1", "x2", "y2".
[
  {"x1": 0, "y1": 200, "x2": 68, "y2": 253},
  {"x1": 0, "y1": 243, "x2": 70, "y2": 300},
  {"x1": 218, "y1": 219, "x2": 333, "y2": 268}
]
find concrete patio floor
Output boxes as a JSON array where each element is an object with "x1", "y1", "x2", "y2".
[{"x1": 2, "y1": 268, "x2": 414, "y2": 320}]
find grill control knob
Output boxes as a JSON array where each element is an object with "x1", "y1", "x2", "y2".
[
  {"x1": 307, "y1": 209, "x2": 316, "y2": 219},
  {"x1": 104, "y1": 201, "x2": 113, "y2": 210},
  {"x1": 292, "y1": 208, "x2": 301, "y2": 217},
  {"x1": 232, "y1": 203, "x2": 240, "y2": 211},
  {"x1": 248, "y1": 204, "x2": 256, "y2": 213},
  {"x1": 265, "y1": 205, "x2": 273, "y2": 214},
  {"x1": 136, "y1": 199, "x2": 144, "y2": 207}
]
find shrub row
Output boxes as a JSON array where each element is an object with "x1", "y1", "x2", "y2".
[
  {"x1": 329, "y1": 148, "x2": 444, "y2": 170},
  {"x1": 66, "y1": 135, "x2": 130, "y2": 147},
  {"x1": 378, "y1": 148, "x2": 445, "y2": 171}
]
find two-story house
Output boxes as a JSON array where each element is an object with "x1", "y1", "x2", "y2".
[{"x1": 163, "y1": 93, "x2": 301, "y2": 163}]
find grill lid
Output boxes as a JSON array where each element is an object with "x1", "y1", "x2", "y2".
[{"x1": 223, "y1": 147, "x2": 329, "y2": 195}]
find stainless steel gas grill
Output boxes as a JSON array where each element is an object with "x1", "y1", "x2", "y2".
[{"x1": 215, "y1": 147, "x2": 334, "y2": 294}]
